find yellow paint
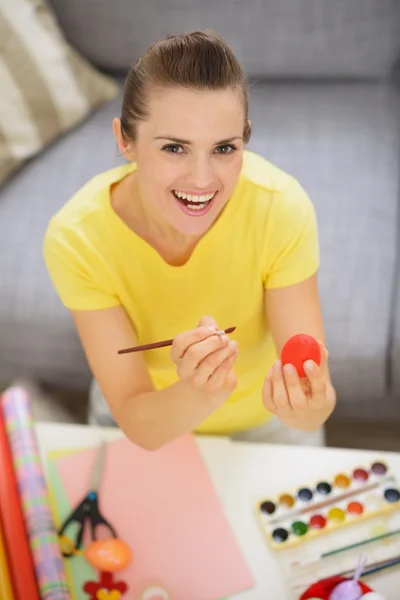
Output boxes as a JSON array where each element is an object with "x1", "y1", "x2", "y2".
[{"x1": 327, "y1": 507, "x2": 346, "y2": 522}]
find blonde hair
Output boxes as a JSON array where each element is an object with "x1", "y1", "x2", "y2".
[{"x1": 120, "y1": 30, "x2": 251, "y2": 143}]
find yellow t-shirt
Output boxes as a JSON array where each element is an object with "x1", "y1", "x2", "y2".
[{"x1": 43, "y1": 150, "x2": 319, "y2": 435}]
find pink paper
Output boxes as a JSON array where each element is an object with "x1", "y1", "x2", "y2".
[{"x1": 55, "y1": 434, "x2": 254, "y2": 599}]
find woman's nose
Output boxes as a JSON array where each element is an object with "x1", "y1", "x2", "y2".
[{"x1": 186, "y1": 157, "x2": 214, "y2": 189}]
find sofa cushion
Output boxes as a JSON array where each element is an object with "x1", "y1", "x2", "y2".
[
  {"x1": 0, "y1": 0, "x2": 118, "y2": 186},
  {"x1": 390, "y1": 284, "x2": 400, "y2": 400},
  {"x1": 49, "y1": 0, "x2": 400, "y2": 79},
  {"x1": 0, "y1": 81, "x2": 399, "y2": 420},
  {"x1": 248, "y1": 81, "x2": 400, "y2": 418},
  {"x1": 0, "y1": 89, "x2": 125, "y2": 390}
]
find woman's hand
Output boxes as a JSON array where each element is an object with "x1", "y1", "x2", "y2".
[
  {"x1": 170, "y1": 315, "x2": 238, "y2": 405},
  {"x1": 262, "y1": 341, "x2": 336, "y2": 431}
]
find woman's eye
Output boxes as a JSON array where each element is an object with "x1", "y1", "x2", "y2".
[
  {"x1": 162, "y1": 144, "x2": 183, "y2": 154},
  {"x1": 215, "y1": 144, "x2": 236, "y2": 155}
]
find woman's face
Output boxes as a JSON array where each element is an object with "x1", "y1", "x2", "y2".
[{"x1": 122, "y1": 86, "x2": 246, "y2": 237}]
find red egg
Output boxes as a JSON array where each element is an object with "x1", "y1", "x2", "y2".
[
  {"x1": 84, "y1": 537, "x2": 132, "y2": 572},
  {"x1": 281, "y1": 334, "x2": 321, "y2": 378}
]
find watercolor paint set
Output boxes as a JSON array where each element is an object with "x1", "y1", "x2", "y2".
[
  {"x1": 256, "y1": 460, "x2": 400, "y2": 550},
  {"x1": 254, "y1": 459, "x2": 400, "y2": 597}
]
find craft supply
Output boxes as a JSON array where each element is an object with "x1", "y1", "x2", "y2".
[
  {"x1": 47, "y1": 459, "x2": 95, "y2": 599},
  {"x1": 0, "y1": 514, "x2": 14, "y2": 600},
  {"x1": 295, "y1": 551, "x2": 400, "y2": 591},
  {"x1": 301, "y1": 574, "x2": 373, "y2": 600},
  {"x1": 291, "y1": 525, "x2": 400, "y2": 567},
  {"x1": 328, "y1": 553, "x2": 366, "y2": 600},
  {"x1": 255, "y1": 459, "x2": 400, "y2": 549},
  {"x1": 281, "y1": 333, "x2": 321, "y2": 377},
  {"x1": 139, "y1": 586, "x2": 171, "y2": 600},
  {"x1": 0, "y1": 395, "x2": 39, "y2": 600},
  {"x1": 357, "y1": 554, "x2": 400, "y2": 578},
  {"x1": 1, "y1": 385, "x2": 70, "y2": 599},
  {"x1": 58, "y1": 441, "x2": 118, "y2": 558},
  {"x1": 59, "y1": 534, "x2": 132, "y2": 573},
  {"x1": 52, "y1": 433, "x2": 254, "y2": 599},
  {"x1": 82, "y1": 571, "x2": 128, "y2": 599},
  {"x1": 84, "y1": 538, "x2": 132, "y2": 572},
  {"x1": 117, "y1": 326, "x2": 236, "y2": 354}
]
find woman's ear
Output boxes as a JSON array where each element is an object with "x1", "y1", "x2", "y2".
[
  {"x1": 244, "y1": 119, "x2": 252, "y2": 144},
  {"x1": 247, "y1": 119, "x2": 252, "y2": 141},
  {"x1": 112, "y1": 117, "x2": 136, "y2": 161}
]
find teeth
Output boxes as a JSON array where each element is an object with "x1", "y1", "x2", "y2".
[
  {"x1": 174, "y1": 191, "x2": 215, "y2": 203},
  {"x1": 187, "y1": 203, "x2": 206, "y2": 210}
]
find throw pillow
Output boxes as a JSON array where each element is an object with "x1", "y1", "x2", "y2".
[{"x1": 0, "y1": 0, "x2": 119, "y2": 186}]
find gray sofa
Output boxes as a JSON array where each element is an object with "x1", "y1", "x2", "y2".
[{"x1": 1, "y1": 1, "x2": 400, "y2": 423}]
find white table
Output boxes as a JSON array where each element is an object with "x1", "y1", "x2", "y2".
[{"x1": 36, "y1": 422, "x2": 400, "y2": 599}]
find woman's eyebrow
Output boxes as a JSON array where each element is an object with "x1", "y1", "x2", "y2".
[{"x1": 154, "y1": 136, "x2": 243, "y2": 145}]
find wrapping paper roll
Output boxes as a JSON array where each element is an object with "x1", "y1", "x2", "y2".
[
  {"x1": 0, "y1": 402, "x2": 39, "y2": 600},
  {"x1": 0, "y1": 512, "x2": 14, "y2": 599},
  {"x1": 1, "y1": 385, "x2": 70, "y2": 600}
]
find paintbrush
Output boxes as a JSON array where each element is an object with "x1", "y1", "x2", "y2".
[
  {"x1": 293, "y1": 552, "x2": 400, "y2": 590},
  {"x1": 291, "y1": 526, "x2": 400, "y2": 567},
  {"x1": 118, "y1": 326, "x2": 236, "y2": 354}
]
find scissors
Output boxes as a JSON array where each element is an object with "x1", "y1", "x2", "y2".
[{"x1": 58, "y1": 440, "x2": 117, "y2": 557}]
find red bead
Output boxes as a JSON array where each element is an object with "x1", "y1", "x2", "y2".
[
  {"x1": 309, "y1": 514, "x2": 326, "y2": 529},
  {"x1": 281, "y1": 334, "x2": 321, "y2": 378}
]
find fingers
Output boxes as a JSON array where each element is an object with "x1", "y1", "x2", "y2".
[
  {"x1": 316, "y1": 340, "x2": 328, "y2": 374},
  {"x1": 262, "y1": 373, "x2": 275, "y2": 413},
  {"x1": 205, "y1": 347, "x2": 238, "y2": 394},
  {"x1": 191, "y1": 340, "x2": 238, "y2": 388},
  {"x1": 197, "y1": 315, "x2": 218, "y2": 329},
  {"x1": 282, "y1": 363, "x2": 308, "y2": 410},
  {"x1": 175, "y1": 334, "x2": 232, "y2": 379},
  {"x1": 269, "y1": 361, "x2": 293, "y2": 419},
  {"x1": 304, "y1": 359, "x2": 326, "y2": 408},
  {"x1": 170, "y1": 324, "x2": 218, "y2": 362},
  {"x1": 264, "y1": 342, "x2": 331, "y2": 420}
]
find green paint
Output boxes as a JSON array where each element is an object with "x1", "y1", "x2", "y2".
[{"x1": 291, "y1": 520, "x2": 308, "y2": 536}]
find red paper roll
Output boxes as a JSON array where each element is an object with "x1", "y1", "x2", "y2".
[{"x1": 0, "y1": 406, "x2": 39, "y2": 600}]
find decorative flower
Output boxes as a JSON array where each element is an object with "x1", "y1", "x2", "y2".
[{"x1": 83, "y1": 571, "x2": 128, "y2": 599}]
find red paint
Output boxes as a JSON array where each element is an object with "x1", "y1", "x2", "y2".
[
  {"x1": 309, "y1": 514, "x2": 326, "y2": 529},
  {"x1": 347, "y1": 501, "x2": 364, "y2": 515},
  {"x1": 281, "y1": 334, "x2": 321, "y2": 378},
  {"x1": 353, "y1": 468, "x2": 369, "y2": 482}
]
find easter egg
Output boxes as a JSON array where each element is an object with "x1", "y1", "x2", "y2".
[
  {"x1": 85, "y1": 537, "x2": 132, "y2": 572},
  {"x1": 281, "y1": 333, "x2": 321, "y2": 378},
  {"x1": 328, "y1": 579, "x2": 363, "y2": 600}
]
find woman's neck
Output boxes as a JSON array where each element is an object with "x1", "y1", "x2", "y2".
[{"x1": 111, "y1": 172, "x2": 201, "y2": 266}]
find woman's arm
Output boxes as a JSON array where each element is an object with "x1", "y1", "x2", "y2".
[
  {"x1": 72, "y1": 307, "x2": 237, "y2": 449},
  {"x1": 263, "y1": 273, "x2": 336, "y2": 431}
]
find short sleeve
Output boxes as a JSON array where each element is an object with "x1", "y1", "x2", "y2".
[
  {"x1": 43, "y1": 223, "x2": 121, "y2": 311},
  {"x1": 262, "y1": 178, "x2": 320, "y2": 289}
]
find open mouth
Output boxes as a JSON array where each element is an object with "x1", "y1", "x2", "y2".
[{"x1": 173, "y1": 190, "x2": 216, "y2": 216}]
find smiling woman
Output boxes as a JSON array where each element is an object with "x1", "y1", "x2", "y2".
[{"x1": 43, "y1": 30, "x2": 336, "y2": 450}]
